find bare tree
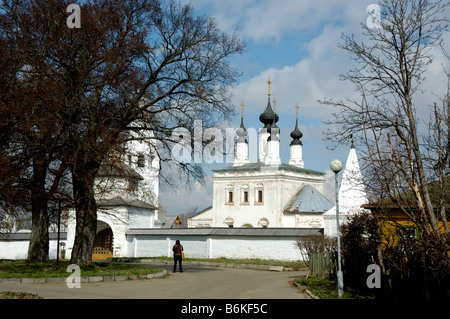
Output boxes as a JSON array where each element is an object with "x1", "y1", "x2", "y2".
[
  {"x1": 2, "y1": 0, "x2": 244, "y2": 264},
  {"x1": 322, "y1": 0, "x2": 449, "y2": 241},
  {"x1": 424, "y1": 45, "x2": 450, "y2": 233}
]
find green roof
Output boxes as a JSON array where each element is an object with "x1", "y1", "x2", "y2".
[{"x1": 283, "y1": 184, "x2": 333, "y2": 214}]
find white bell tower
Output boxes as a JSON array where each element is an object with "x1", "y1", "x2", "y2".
[
  {"x1": 288, "y1": 103, "x2": 304, "y2": 168},
  {"x1": 234, "y1": 102, "x2": 249, "y2": 166}
]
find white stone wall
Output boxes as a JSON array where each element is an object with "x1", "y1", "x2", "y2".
[
  {"x1": 1, "y1": 229, "x2": 317, "y2": 262},
  {"x1": 209, "y1": 236, "x2": 303, "y2": 261},
  {"x1": 0, "y1": 240, "x2": 30, "y2": 259},
  {"x1": 127, "y1": 233, "x2": 308, "y2": 261},
  {"x1": 0, "y1": 235, "x2": 66, "y2": 260}
]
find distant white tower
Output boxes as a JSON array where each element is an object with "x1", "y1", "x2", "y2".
[
  {"x1": 259, "y1": 77, "x2": 281, "y2": 165},
  {"x1": 265, "y1": 110, "x2": 281, "y2": 165},
  {"x1": 234, "y1": 102, "x2": 249, "y2": 166},
  {"x1": 258, "y1": 77, "x2": 279, "y2": 163},
  {"x1": 125, "y1": 120, "x2": 160, "y2": 207},
  {"x1": 323, "y1": 139, "x2": 369, "y2": 237},
  {"x1": 288, "y1": 103, "x2": 304, "y2": 168}
]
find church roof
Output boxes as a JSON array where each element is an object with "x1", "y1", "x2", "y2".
[
  {"x1": 213, "y1": 162, "x2": 325, "y2": 175},
  {"x1": 236, "y1": 116, "x2": 248, "y2": 143},
  {"x1": 96, "y1": 196, "x2": 157, "y2": 210},
  {"x1": 283, "y1": 184, "x2": 333, "y2": 214},
  {"x1": 161, "y1": 215, "x2": 183, "y2": 228},
  {"x1": 97, "y1": 162, "x2": 144, "y2": 180},
  {"x1": 127, "y1": 227, "x2": 322, "y2": 237},
  {"x1": 290, "y1": 117, "x2": 303, "y2": 145}
]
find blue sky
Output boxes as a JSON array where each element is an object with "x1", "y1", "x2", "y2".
[{"x1": 160, "y1": 0, "x2": 450, "y2": 215}]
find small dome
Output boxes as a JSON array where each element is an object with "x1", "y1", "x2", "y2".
[
  {"x1": 236, "y1": 117, "x2": 247, "y2": 136},
  {"x1": 236, "y1": 117, "x2": 248, "y2": 143},
  {"x1": 290, "y1": 118, "x2": 303, "y2": 145}
]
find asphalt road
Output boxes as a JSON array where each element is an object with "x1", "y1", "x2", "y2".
[{"x1": 0, "y1": 263, "x2": 310, "y2": 299}]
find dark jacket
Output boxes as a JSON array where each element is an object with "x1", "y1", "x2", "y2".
[{"x1": 173, "y1": 244, "x2": 183, "y2": 257}]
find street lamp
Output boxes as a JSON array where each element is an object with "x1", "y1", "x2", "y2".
[{"x1": 330, "y1": 159, "x2": 344, "y2": 298}]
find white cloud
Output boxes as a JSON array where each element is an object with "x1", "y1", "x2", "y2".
[
  {"x1": 230, "y1": 26, "x2": 358, "y2": 122},
  {"x1": 190, "y1": 0, "x2": 367, "y2": 43},
  {"x1": 166, "y1": 0, "x2": 450, "y2": 215}
]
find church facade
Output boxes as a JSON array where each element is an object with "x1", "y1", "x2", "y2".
[{"x1": 188, "y1": 80, "x2": 335, "y2": 229}]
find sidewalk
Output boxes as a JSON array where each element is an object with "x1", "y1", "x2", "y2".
[
  {"x1": 0, "y1": 269, "x2": 168, "y2": 284},
  {"x1": 125, "y1": 258, "x2": 290, "y2": 272}
]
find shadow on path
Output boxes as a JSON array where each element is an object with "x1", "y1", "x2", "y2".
[{"x1": 138, "y1": 263, "x2": 221, "y2": 273}]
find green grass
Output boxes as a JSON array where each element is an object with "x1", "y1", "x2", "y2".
[
  {"x1": 296, "y1": 276, "x2": 375, "y2": 299},
  {"x1": 0, "y1": 291, "x2": 44, "y2": 299},
  {"x1": 0, "y1": 261, "x2": 163, "y2": 279},
  {"x1": 111, "y1": 256, "x2": 308, "y2": 271}
]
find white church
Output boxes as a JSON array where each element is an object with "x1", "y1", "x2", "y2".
[
  {"x1": 187, "y1": 80, "x2": 367, "y2": 230},
  {"x1": 0, "y1": 79, "x2": 368, "y2": 261}
]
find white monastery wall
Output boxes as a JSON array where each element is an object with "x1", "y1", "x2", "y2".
[
  {"x1": 209, "y1": 236, "x2": 303, "y2": 261},
  {"x1": 126, "y1": 229, "x2": 318, "y2": 261},
  {"x1": 0, "y1": 233, "x2": 66, "y2": 260}
]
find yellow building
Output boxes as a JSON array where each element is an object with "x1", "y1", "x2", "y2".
[{"x1": 362, "y1": 192, "x2": 449, "y2": 247}]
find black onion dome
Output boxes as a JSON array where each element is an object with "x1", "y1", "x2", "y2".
[
  {"x1": 290, "y1": 118, "x2": 303, "y2": 145},
  {"x1": 236, "y1": 117, "x2": 248, "y2": 143},
  {"x1": 267, "y1": 112, "x2": 280, "y2": 141},
  {"x1": 259, "y1": 97, "x2": 279, "y2": 128}
]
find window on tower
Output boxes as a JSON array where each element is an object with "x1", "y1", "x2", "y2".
[{"x1": 137, "y1": 154, "x2": 145, "y2": 167}]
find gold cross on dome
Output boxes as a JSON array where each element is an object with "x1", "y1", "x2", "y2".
[
  {"x1": 272, "y1": 97, "x2": 277, "y2": 113},
  {"x1": 240, "y1": 101, "x2": 245, "y2": 118},
  {"x1": 295, "y1": 103, "x2": 300, "y2": 119},
  {"x1": 267, "y1": 76, "x2": 272, "y2": 96}
]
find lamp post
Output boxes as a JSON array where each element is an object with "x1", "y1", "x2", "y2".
[{"x1": 330, "y1": 159, "x2": 344, "y2": 298}]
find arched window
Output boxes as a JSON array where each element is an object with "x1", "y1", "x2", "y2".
[
  {"x1": 225, "y1": 184, "x2": 234, "y2": 204},
  {"x1": 256, "y1": 190, "x2": 263, "y2": 203},
  {"x1": 255, "y1": 184, "x2": 264, "y2": 204},
  {"x1": 241, "y1": 184, "x2": 249, "y2": 204}
]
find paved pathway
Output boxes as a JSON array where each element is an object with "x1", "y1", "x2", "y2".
[{"x1": 0, "y1": 264, "x2": 309, "y2": 299}]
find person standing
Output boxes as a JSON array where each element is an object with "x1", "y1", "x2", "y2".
[{"x1": 172, "y1": 240, "x2": 184, "y2": 273}]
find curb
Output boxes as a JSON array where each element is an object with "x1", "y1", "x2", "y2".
[
  {"x1": 122, "y1": 259, "x2": 296, "y2": 272},
  {"x1": 293, "y1": 282, "x2": 320, "y2": 299},
  {"x1": 0, "y1": 269, "x2": 167, "y2": 284}
]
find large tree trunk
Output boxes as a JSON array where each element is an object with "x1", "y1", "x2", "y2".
[
  {"x1": 27, "y1": 155, "x2": 49, "y2": 262},
  {"x1": 27, "y1": 200, "x2": 49, "y2": 262},
  {"x1": 70, "y1": 166, "x2": 98, "y2": 265}
]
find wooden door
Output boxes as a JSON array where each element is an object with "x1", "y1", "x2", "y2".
[{"x1": 92, "y1": 228, "x2": 113, "y2": 260}]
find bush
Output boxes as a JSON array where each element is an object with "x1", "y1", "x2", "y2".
[
  {"x1": 297, "y1": 235, "x2": 337, "y2": 279},
  {"x1": 341, "y1": 212, "x2": 381, "y2": 295},
  {"x1": 341, "y1": 212, "x2": 450, "y2": 299}
]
